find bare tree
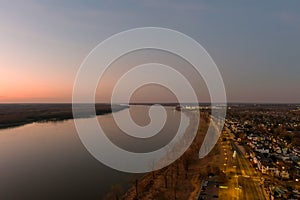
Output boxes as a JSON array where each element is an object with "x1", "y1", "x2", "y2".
[
  {"x1": 102, "y1": 184, "x2": 123, "y2": 200},
  {"x1": 135, "y1": 179, "x2": 138, "y2": 199}
]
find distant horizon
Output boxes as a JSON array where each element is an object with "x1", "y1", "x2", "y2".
[
  {"x1": 1, "y1": 1, "x2": 300, "y2": 104},
  {"x1": 0, "y1": 102, "x2": 299, "y2": 105}
]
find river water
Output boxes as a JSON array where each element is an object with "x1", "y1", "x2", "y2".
[{"x1": 0, "y1": 105, "x2": 189, "y2": 200}]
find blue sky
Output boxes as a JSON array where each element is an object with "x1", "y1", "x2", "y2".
[{"x1": 0, "y1": 0, "x2": 299, "y2": 103}]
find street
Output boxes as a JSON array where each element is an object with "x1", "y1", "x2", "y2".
[{"x1": 231, "y1": 141, "x2": 266, "y2": 200}]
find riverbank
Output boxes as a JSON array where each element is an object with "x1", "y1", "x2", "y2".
[
  {"x1": 0, "y1": 104, "x2": 127, "y2": 129},
  {"x1": 117, "y1": 111, "x2": 225, "y2": 200}
]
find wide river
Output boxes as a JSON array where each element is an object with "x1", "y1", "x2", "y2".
[{"x1": 0, "y1": 105, "x2": 189, "y2": 200}]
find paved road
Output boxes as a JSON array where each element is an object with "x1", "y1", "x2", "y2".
[{"x1": 231, "y1": 141, "x2": 266, "y2": 200}]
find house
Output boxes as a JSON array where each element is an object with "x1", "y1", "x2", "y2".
[
  {"x1": 256, "y1": 148, "x2": 270, "y2": 154},
  {"x1": 281, "y1": 171, "x2": 290, "y2": 179},
  {"x1": 257, "y1": 157, "x2": 274, "y2": 174}
]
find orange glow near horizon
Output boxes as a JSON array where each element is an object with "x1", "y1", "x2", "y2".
[{"x1": 1, "y1": 66, "x2": 73, "y2": 103}]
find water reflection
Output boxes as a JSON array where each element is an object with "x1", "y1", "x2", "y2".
[
  {"x1": 100, "y1": 105, "x2": 181, "y2": 153},
  {"x1": 0, "y1": 106, "x2": 189, "y2": 200}
]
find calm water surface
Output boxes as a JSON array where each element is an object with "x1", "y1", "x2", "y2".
[{"x1": 0, "y1": 106, "x2": 189, "y2": 200}]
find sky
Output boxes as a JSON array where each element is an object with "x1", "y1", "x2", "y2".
[{"x1": 0, "y1": 0, "x2": 299, "y2": 103}]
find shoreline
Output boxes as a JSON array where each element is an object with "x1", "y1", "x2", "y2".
[
  {"x1": 0, "y1": 103, "x2": 128, "y2": 130},
  {"x1": 119, "y1": 110, "x2": 224, "y2": 200}
]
